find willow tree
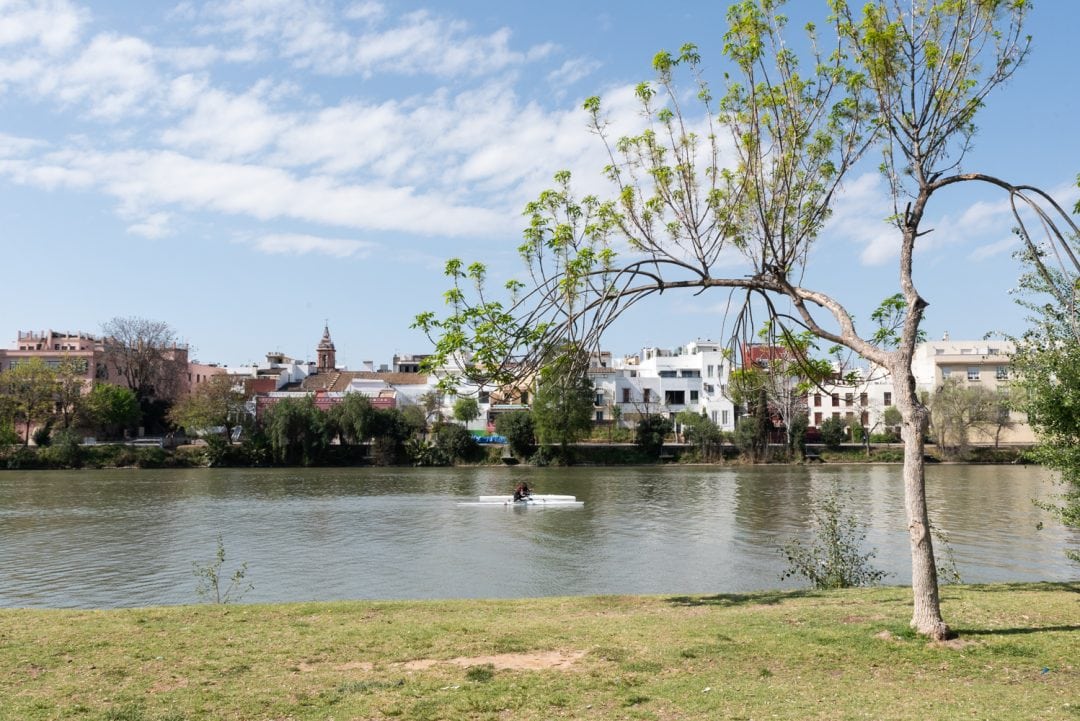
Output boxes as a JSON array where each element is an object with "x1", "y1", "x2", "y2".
[{"x1": 415, "y1": 0, "x2": 1072, "y2": 639}]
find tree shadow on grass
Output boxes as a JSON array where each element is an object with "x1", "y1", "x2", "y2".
[
  {"x1": 665, "y1": 589, "x2": 820, "y2": 607},
  {"x1": 954, "y1": 625, "x2": 1080, "y2": 636},
  {"x1": 948, "y1": 581, "x2": 1079, "y2": 595}
]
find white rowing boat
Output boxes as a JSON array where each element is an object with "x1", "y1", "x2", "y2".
[
  {"x1": 459, "y1": 494, "x2": 584, "y2": 507},
  {"x1": 476, "y1": 494, "x2": 577, "y2": 503}
]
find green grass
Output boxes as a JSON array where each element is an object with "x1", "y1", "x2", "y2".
[{"x1": 1, "y1": 584, "x2": 1077, "y2": 720}]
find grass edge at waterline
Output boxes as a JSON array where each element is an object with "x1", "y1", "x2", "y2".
[{"x1": 2, "y1": 583, "x2": 1076, "y2": 720}]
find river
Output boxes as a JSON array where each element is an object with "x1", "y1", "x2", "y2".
[{"x1": 0, "y1": 464, "x2": 1075, "y2": 608}]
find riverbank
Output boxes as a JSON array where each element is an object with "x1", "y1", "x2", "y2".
[
  {"x1": 0, "y1": 439, "x2": 1033, "y2": 470},
  {"x1": 1, "y1": 584, "x2": 1074, "y2": 720}
]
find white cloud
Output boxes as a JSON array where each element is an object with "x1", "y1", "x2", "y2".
[
  {"x1": 969, "y1": 235, "x2": 1019, "y2": 261},
  {"x1": 344, "y1": 1, "x2": 385, "y2": 23},
  {"x1": 195, "y1": 0, "x2": 553, "y2": 78},
  {"x1": 0, "y1": 0, "x2": 86, "y2": 54},
  {"x1": 823, "y1": 173, "x2": 899, "y2": 266},
  {"x1": 0, "y1": 132, "x2": 45, "y2": 156},
  {"x1": 158, "y1": 44, "x2": 223, "y2": 71},
  {"x1": 0, "y1": 147, "x2": 511, "y2": 237},
  {"x1": 249, "y1": 232, "x2": 377, "y2": 258},
  {"x1": 53, "y1": 33, "x2": 160, "y2": 119},
  {"x1": 162, "y1": 82, "x2": 294, "y2": 159},
  {"x1": 825, "y1": 174, "x2": 1080, "y2": 268},
  {"x1": 546, "y1": 57, "x2": 601, "y2": 88},
  {"x1": 127, "y1": 212, "x2": 172, "y2": 239}
]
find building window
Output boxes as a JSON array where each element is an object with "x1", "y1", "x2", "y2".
[
  {"x1": 967, "y1": 367, "x2": 980, "y2": 381},
  {"x1": 478, "y1": 391, "x2": 490, "y2": 404},
  {"x1": 519, "y1": 392, "x2": 528, "y2": 405},
  {"x1": 832, "y1": 412, "x2": 841, "y2": 420},
  {"x1": 845, "y1": 392, "x2": 853, "y2": 407},
  {"x1": 883, "y1": 392, "x2": 892, "y2": 406},
  {"x1": 707, "y1": 364, "x2": 714, "y2": 377},
  {"x1": 832, "y1": 393, "x2": 840, "y2": 407},
  {"x1": 704, "y1": 383, "x2": 714, "y2": 394},
  {"x1": 814, "y1": 393, "x2": 822, "y2": 407},
  {"x1": 681, "y1": 370, "x2": 700, "y2": 378},
  {"x1": 996, "y1": 366, "x2": 1008, "y2": 380},
  {"x1": 622, "y1": 388, "x2": 631, "y2": 403},
  {"x1": 814, "y1": 412, "x2": 822, "y2": 426},
  {"x1": 721, "y1": 410, "x2": 729, "y2": 425},
  {"x1": 659, "y1": 370, "x2": 677, "y2": 378},
  {"x1": 595, "y1": 393, "x2": 604, "y2": 406},
  {"x1": 689, "y1": 390, "x2": 699, "y2": 402},
  {"x1": 595, "y1": 411, "x2": 604, "y2": 422},
  {"x1": 942, "y1": 367, "x2": 952, "y2": 379},
  {"x1": 665, "y1": 390, "x2": 686, "y2": 405},
  {"x1": 860, "y1": 393, "x2": 868, "y2": 407},
  {"x1": 643, "y1": 389, "x2": 652, "y2": 403},
  {"x1": 860, "y1": 411, "x2": 868, "y2": 426},
  {"x1": 712, "y1": 411, "x2": 718, "y2": 423}
]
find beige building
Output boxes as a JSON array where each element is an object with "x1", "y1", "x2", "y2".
[
  {"x1": 2, "y1": 329, "x2": 225, "y2": 397},
  {"x1": 909, "y1": 337, "x2": 1034, "y2": 445}
]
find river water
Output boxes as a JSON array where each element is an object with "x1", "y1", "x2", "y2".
[{"x1": 0, "y1": 465, "x2": 1075, "y2": 608}]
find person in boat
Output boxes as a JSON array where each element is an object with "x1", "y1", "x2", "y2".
[{"x1": 513, "y1": 481, "x2": 532, "y2": 502}]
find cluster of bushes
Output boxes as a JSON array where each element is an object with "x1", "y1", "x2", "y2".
[{"x1": 0, "y1": 441, "x2": 202, "y2": 470}]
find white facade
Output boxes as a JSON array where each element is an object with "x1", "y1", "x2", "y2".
[
  {"x1": 592, "y1": 339, "x2": 736, "y2": 430},
  {"x1": 809, "y1": 365, "x2": 897, "y2": 436},
  {"x1": 910, "y1": 338, "x2": 1016, "y2": 390},
  {"x1": 809, "y1": 338, "x2": 1034, "y2": 444}
]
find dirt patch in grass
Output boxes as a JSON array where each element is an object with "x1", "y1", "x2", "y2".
[
  {"x1": 404, "y1": 649, "x2": 587, "y2": 671},
  {"x1": 930, "y1": 638, "x2": 982, "y2": 651},
  {"x1": 296, "y1": 649, "x2": 587, "y2": 673}
]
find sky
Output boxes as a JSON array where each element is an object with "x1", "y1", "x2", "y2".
[{"x1": 2, "y1": 0, "x2": 1078, "y2": 369}]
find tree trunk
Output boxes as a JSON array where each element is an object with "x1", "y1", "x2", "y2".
[{"x1": 893, "y1": 364, "x2": 951, "y2": 640}]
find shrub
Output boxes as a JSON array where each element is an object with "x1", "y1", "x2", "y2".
[
  {"x1": 635, "y1": 415, "x2": 672, "y2": 459},
  {"x1": 779, "y1": 489, "x2": 888, "y2": 589},
  {"x1": 135, "y1": 446, "x2": 167, "y2": 468},
  {"x1": 41, "y1": 430, "x2": 82, "y2": 468},
  {"x1": 31, "y1": 421, "x2": 53, "y2": 447},
  {"x1": 4, "y1": 446, "x2": 39, "y2": 469},
  {"x1": 434, "y1": 423, "x2": 482, "y2": 463},
  {"x1": 819, "y1": 417, "x2": 847, "y2": 450},
  {"x1": 495, "y1": 411, "x2": 535, "y2": 459}
]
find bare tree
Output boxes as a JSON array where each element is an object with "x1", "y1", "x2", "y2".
[
  {"x1": 100, "y1": 317, "x2": 187, "y2": 404},
  {"x1": 416, "y1": 1, "x2": 1074, "y2": 639}
]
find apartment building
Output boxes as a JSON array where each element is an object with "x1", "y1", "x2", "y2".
[
  {"x1": 809, "y1": 337, "x2": 1034, "y2": 444},
  {"x1": 2, "y1": 329, "x2": 224, "y2": 396},
  {"x1": 910, "y1": 337, "x2": 1034, "y2": 444},
  {"x1": 0, "y1": 330, "x2": 100, "y2": 387},
  {"x1": 809, "y1": 366, "x2": 896, "y2": 436},
  {"x1": 593, "y1": 339, "x2": 736, "y2": 430}
]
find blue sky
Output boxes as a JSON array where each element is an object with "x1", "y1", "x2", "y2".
[{"x1": 2, "y1": 0, "x2": 1077, "y2": 369}]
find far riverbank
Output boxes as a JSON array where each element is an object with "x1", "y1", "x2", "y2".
[{"x1": 0, "y1": 439, "x2": 1034, "y2": 471}]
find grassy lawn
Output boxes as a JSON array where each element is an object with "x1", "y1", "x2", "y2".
[{"x1": 1, "y1": 584, "x2": 1076, "y2": 720}]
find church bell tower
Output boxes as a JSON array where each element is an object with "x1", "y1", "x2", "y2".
[{"x1": 317, "y1": 323, "x2": 336, "y2": 372}]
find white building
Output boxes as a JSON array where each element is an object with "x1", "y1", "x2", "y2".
[
  {"x1": 809, "y1": 337, "x2": 1034, "y2": 444},
  {"x1": 593, "y1": 339, "x2": 736, "y2": 430},
  {"x1": 809, "y1": 365, "x2": 896, "y2": 436}
]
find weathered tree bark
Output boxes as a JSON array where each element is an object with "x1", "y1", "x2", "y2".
[{"x1": 891, "y1": 357, "x2": 950, "y2": 640}]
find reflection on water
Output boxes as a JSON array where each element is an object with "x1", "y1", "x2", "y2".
[{"x1": 0, "y1": 465, "x2": 1075, "y2": 608}]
